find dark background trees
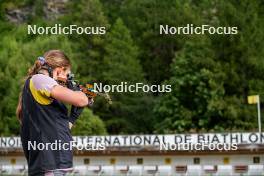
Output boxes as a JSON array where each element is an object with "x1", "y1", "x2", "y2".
[{"x1": 0, "y1": 0, "x2": 263, "y2": 135}]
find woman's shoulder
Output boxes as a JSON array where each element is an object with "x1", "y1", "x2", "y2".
[
  {"x1": 32, "y1": 73, "x2": 54, "y2": 81},
  {"x1": 31, "y1": 74, "x2": 58, "y2": 91}
]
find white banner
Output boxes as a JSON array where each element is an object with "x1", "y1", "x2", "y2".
[{"x1": 0, "y1": 132, "x2": 263, "y2": 149}]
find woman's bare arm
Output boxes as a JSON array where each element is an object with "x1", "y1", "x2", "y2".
[{"x1": 51, "y1": 85, "x2": 88, "y2": 107}]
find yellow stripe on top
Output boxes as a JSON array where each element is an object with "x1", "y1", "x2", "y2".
[{"x1": 29, "y1": 79, "x2": 52, "y2": 105}]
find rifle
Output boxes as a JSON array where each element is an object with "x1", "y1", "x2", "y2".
[{"x1": 57, "y1": 73, "x2": 112, "y2": 104}]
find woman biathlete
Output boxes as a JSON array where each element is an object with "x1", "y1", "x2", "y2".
[{"x1": 16, "y1": 50, "x2": 92, "y2": 176}]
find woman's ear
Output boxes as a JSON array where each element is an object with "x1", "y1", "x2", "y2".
[
  {"x1": 57, "y1": 68, "x2": 62, "y2": 75},
  {"x1": 52, "y1": 68, "x2": 60, "y2": 79}
]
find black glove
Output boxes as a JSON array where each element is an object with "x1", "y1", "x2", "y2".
[
  {"x1": 67, "y1": 80, "x2": 80, "y2": 91},
  {"x1": 69, "y1": 105, "x2": 84, "y2": 124},
  {"x1": 69, "y1": 97, "x2": 95, "y2": 124},
  {"x1": 67, "y1": 80, "x2": 84, "y2": 124}
]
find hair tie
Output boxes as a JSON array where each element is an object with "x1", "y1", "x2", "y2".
[{"x1": 38, "y1": 56, "x2": 45, "y2": 65}]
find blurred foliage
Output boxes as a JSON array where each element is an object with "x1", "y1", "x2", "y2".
[
  {"x1": 71, "y1": 109, "x2": 107, "y2": 135},
  {"x1": 0, "y1": 0, "x2": 263, "y2": 135},
  {"x1": 97, "y1": 18, "x2": 155, "y2": 134}
]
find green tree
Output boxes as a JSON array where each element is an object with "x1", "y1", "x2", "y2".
[
  {"x1": 154, "y1": 38, "x2": 222, "y2": 133},
  {"x1": 120, "y1": 0, "x2": 201, "y2": 84},
  {"x1": 154, "y1": 0, "x2": 264, "y2": 133},
  {"x1": 94, "y1": 18, "x2": 155, "y2": 134},
  {"x1": 59, "y1": 0, "x2": 109, "y2": 82},
  {"x1": 71, "y1": 109, "x2": 107, "y2": 135}
]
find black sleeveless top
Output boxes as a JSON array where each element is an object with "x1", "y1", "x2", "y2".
[{"x1": 20, "y1": 77, "x2": 73, "y2": 176}]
